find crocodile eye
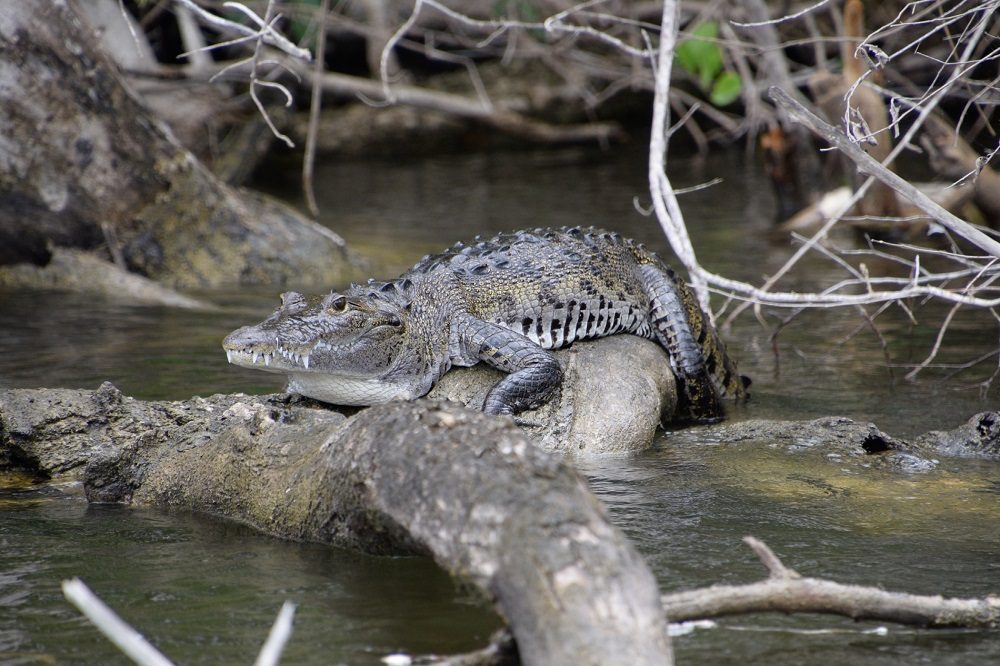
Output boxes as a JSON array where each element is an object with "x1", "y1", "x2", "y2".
[{"x1": 326, "y1": 295, "x2": 348, "y2": 314}]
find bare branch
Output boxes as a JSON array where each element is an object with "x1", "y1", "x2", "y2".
[
  {"x1": 247, "y1": 2, "x2": 294, "y2": 148},
  {"x1": 254, "y1": 601, "x2": 296, "y2": 666},
  {"x1": 648, "y1": 0, "x2": 711, "y2": 312},
  {"x1": 172, "y1": 0, "x2": 311, "y2": 61},
  {"x1": 663, "y1": 539, "x2": 1000, "y2": 628},
  {"x1": 730, "y1": 0, "x2": 833, "y2": 28},
  {"x1": 62, "y1": 579, "x2": 175, "y2": 666},
  {"x1": 770, "y1": 86, "x2": 1000, "y2": 258},
  {"x1": 744, "y1": 536, "x2": 800, "y2": 579},
  {"x1": 303, "y1": 0, "x2": 330, "y2": 217}
]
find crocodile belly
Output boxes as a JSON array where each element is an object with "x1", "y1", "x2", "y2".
[{"x1": 285, "y1": 372, "x2": 420, "y2": 406}]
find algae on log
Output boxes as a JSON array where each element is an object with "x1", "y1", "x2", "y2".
[
  {"x1": 0, "y1": 1, "x2": 358, "y2": 288},
  {"x1": 0, "y1": 384, "x2": 673, "y2": 666}
]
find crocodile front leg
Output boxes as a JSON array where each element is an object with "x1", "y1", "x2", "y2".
[{"x1": 455, "y1": 317, "x2": 563, "y2": 415}]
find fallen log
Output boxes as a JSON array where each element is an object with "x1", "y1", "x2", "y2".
[{"x1": 0, "y1": 384, "x2": 672, "y2": 666}]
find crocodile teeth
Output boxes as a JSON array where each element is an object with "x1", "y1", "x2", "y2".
[
  {"x1": 303, "y1": 354, "x2": 310, "y2": 369},
  {"x1": 264, "y1": 353, "x2": 271, "y2": 367},
  {"x1": 252, "y1": 352, "x2": 259, "y2": 364},
  {"x1": 226, "y1": 350, "x2": 233, "y2": 363}
]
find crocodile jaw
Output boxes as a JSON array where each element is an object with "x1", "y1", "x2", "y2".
[
  {"x1": 224, "y1": 347, "x2": 310, "y2": 373},
  {"x1": 285, "y1": 372, "x2": 419, "y2": 406}
]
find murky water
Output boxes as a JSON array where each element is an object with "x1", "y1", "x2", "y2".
[{"x1": 1, "y1": 145, "x2": 998, "y2": 664}]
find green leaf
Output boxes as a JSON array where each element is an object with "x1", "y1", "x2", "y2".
[
  {"x1": 675, "y1": 22, "x2": 722, "y2": 90},
  {"x1": 709, "y1": 71, "x2": 742, "y2": 107},
  {"x1": 284, "y1": 0, "x2": 322, "y2": 45}
]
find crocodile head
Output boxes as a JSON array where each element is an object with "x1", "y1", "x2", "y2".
[{"x1": 223, "y1": 289, "x2": 415, "y2": 405}]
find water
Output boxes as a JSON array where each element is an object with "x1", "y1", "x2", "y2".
[{"x1": 1, "y1": 145, "x2": 998, "y2": 664}]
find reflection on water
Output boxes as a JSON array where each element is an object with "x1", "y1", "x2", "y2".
[
  {"x1": 1, "y1": 145, "x2": 998, "y2": 664},
  {"x1": 0, "y1": 483, "x2": 500, "y2": 665}
]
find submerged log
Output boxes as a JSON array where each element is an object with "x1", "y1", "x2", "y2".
[
  {"x1": 0, "y1": 1, "x2": 360, "y2": 288},
  {"x1": 0, "y1": 384, "x2": 673, "y2": 666},
  {"x1": 4, "y1": 382, "x2": 997, "y2": 664}
]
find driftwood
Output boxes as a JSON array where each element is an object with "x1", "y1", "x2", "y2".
[
  {"x1": 0, "y1": 1, "x2": 359, "y2": 288},
  {"x1": 663, "y1": 537, "x2": 1000, "y2": 629},
  {"x1": 0, "y1": 384, "x2": 672, "y2": 665},
  {"x1": 777, "y1": 181, "x2": 976, "y2": 236}
]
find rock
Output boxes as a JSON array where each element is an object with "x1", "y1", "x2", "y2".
[
  {"x1": 668, "y1": 416, "x2": 936, "y2": 472},
  {"x1": 914, "y1": 411, "x2": 1000, "y2": 457},
  {"x1": 429, "y1": 336, "x2": 677, "y2": 456},
  {"x1": 0, "y1": 2, "x2": 363, "y2": 288}
]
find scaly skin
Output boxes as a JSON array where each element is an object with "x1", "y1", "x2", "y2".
[{"x1": 223, "y1": 227, "x2": 748, "y2": 421}]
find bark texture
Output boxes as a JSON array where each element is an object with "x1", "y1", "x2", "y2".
[
  {"x1": 0, "y1": 1, "x2": 359, "y2": 287},
  {"x1": 0, "y1": 384, "x2": 672, "y2": 666}
]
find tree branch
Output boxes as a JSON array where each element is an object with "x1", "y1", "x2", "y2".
[
  {"x1": 283, "y1": 62, "x2": 623, "y2": 145},
  {"x1": 662, "y1": 538, "x2": 1000, "y2": 628},
  {"x1": 770, "y1": 87, "x2": 1000, "y2": 258}
]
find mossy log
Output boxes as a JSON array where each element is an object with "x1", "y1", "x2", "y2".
[
  {"x1": 0, "y1": 384, "x2": 672, "y2": 665},
  {"x1": 0, "y1": 1, "x2": 359, "y2": 288}
]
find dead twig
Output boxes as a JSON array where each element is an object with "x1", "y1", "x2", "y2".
[
  {"x1": 302, "y1": 0, "x2": 330, "y2": 217},
  {"x1": 280, "y1": 60, "x2": 623, "y2": 145}
]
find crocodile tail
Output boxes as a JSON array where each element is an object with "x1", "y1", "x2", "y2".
[{"x1": 637, "y1": 263, "x2": 747, "y2": 422}]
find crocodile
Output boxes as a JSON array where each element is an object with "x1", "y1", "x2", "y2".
[{"x1": 223, "y1": 227, "x2": 748, "y2": 422}]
